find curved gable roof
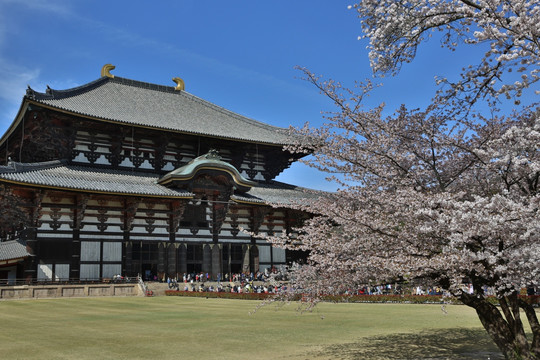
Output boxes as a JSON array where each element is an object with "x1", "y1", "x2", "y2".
[
  {"x1": 159, "y1": 150, "x2": 257, "y2": 192},
  {"x1": 25, "y1": 76, "x2": 292, "y2": 145}
]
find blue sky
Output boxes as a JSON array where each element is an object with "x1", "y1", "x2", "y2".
[{"x1": 0, "y1": 0, "x2": 518, "y2": 191}]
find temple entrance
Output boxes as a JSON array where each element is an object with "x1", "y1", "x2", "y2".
[
  {"x1": 221, "y1": 244, "x2": 244, "y2": 275},
  {"x1": 0, "y1": 267, "x2": 16, "y2": 285},
  {"x1": 141, "y1": 264, "x2": 156, "y2": 281},
  {"x1": 186, "y1": 244, "x2": 203, "y2": 275},
  {"x1": 250, "y1": 246, "x2": 259, "y2": 274},
  {"x1": 132, "y1": 242, "x2": 159, "y2": 280},
  {"x1": 230, "y1": 244, "x2": 243, "y2": 274},
  {"x1": 186, "y1": 263, "x2": 202, "y2": 274}
]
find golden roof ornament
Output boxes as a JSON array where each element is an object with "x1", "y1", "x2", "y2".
[
  {"x1": 172, "y1": 77, "x2": 185, "y2": 91},
  {"x1": 101, "y1": 64, "x2": 115, "y2": 78}
]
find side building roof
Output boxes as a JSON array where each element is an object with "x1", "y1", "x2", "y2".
[
  {"x1": 0, "y1": 239, "x2": 31, "y2": 262},
  {"x1": 22, "y1": 75, "x2": 293, "y2": 146}
]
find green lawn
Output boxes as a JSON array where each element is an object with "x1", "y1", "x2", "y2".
[{"x1": 0, "y1": 296, "x2": 505, "y2": 359}]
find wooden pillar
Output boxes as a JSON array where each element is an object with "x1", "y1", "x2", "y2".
[
  {"x1": 202, "y1": 244, "x2": 212, "y2": 275},
  {"x1": 25, "y1": 191, "x2": 44, "y2": 282},
  {"x1": 70, "y1": 228, "x2": 80, "y2": 280},
  {"x1": 157, "y1": 243, "x2": 166, "y2": 280},
  {"x1": 167, "y1": 243, "x2": 177, "y2": 278},
  {"x1": 123, "y1": 197, "x2": 139, "y2": 276},
  {"x1": 223, "y1": 243, "x2": 231, "y2": 275},
  {"x1": 250, "y1": 244, "x2": 259, "y2": 274},
  {"x1": 70, "y1": 194, "x2": 88, "y2": 280},
  {"x1": 123, "y1": 205, "x2": 131, "y2": 277},
  {"x1": 23, "y1": 226, "x2": 38, "y2": 282},
  {"x1": 242, "y1": 244, "x2": 250, "y2": 273},
  {"x1": 211, "y1": 244, "x2": 221, "y2": 280},
  {"x1": 177, "y1": 243, "x2": 187, "y2": 275},
  {"x1": 124, "y1": 242, "x2": 133, "y2": 276}
]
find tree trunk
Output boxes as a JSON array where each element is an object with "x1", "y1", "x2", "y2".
[
  {"x1": 460, "y1": 293, "x2": 539, "y2": 360},
  {"x1": 519, "y1": 298, "x2": 540, "y2": 358}
]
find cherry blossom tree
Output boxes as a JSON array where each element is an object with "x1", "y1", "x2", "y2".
[
  {"x1": 266, "y1": 1, "x2": 539, "y2": 359},
  {"x1": 351, "y1": 0, "x2": 540, "y2": 109}
]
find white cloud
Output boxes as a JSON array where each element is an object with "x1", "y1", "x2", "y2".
[
  {"x1": 0, "y1": 0, "x2": 72, "y2": 17},
  {"x1": 0, "y1": 60, "x2": 40, "y2": 103},
  {"x1": 0, "y1": 59, "x2": 40, "y2": 133}
]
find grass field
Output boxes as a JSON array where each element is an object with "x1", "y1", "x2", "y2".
[{"x1": 0, "y1": 296, "x2": 507, "y2": 359}]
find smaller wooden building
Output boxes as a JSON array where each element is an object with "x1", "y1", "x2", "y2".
[{"x1": 0, "y1": 239, "x2": 31, "y2": 284}]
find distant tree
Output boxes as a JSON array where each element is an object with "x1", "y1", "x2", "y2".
[{"x1": 267, "y1": 1, "x2": 540, "y2": 359}]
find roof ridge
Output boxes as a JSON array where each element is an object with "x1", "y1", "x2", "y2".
[
  {"x1": 110, "y1": 76, "x2": 179, "y2": 93},
  {"x1": 0, "y1": 159, "x2": 65, "y2": 173},
  {"x1": 27, "y1": 77, "x2": 111, "y2": 101},
  {"x1": 65, "y1": 163, "x2": 161, "y2": 178},
  {"x1": 0, "y1": 238, "x2": 26, "y2": 246},
  {"x1": 26, "y1": 76, "x2": 177, "y2": 101}
]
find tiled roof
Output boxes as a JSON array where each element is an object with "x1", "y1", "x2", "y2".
[
  {"x1": 25, "y1": 76, "x2": 292, "y2": 145},
  {"x1": 0, "y1": 161, "x2": 323, "y2": 205},
  {"x1": 232, "y1": 181, "x2": 323, "y2": 206},
  {"x1": 0, "y1": 161, "x2": 193, "y2": 198},
  {"x1": 0, "y1": 239, "x2": 31, "y2": 261}
]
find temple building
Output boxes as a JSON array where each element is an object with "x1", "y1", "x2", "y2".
[{"x1": 0, "y1": 65, "x2": 314, "y2": 283}]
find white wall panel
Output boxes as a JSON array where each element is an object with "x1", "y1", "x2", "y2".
[
  {"x1": 119, "y1": 157, "x2": 133, "y2": 167},
  {"x1": 132, "y1": 219, "x2": 146, "y2": 226},
  {"x1": 129, "y1": 236, "x2": 168, "y2": 241},
  {"x1": 38, "y1": 264, "x2": 53, "y2": 281},
  {"x1": 37, "y1": 233, "x2": 72, "y2": 238},
  {"x1": 259, "y1": 264, "x2": 271, "y2": 272},
  {"x1": 152, "y1": 227, "x2": 169, "y2": 234},
  {"x1": 258, "y1": 245, "x2": 271, "y2": 263},
  {"x1": 162, "y1": 162, "x2": 174, "y2": 171},
  {"x1": 74, "y1": 143, "x2": 89, "y2": 151},
  {"x1": 272, "y1": 247, "x2": 286, "y2": 263},
  {"x1": 55, "y1": 264, "x2": 70, "y2": 280},
  {"x1": 81, "y1": 241, "x2": 101, "y2": 261},
  {"x1": 104, "y1": 218, "x2": 123, "y2": 225},
  {"x1": 139, "y1": 160, "x2": 153, "y2": 169},
  {"x1": 79, "y1": 234, "x2": 123, "y2": 240},
  {"x1": 101, "y1": 225, "x2": 123, "y2": 232},
  {"x1": 94, "y1": 155, "x2": 111, "y2": 165},
  {"x1": 102, "y1": 264, "x2": 122, "y2": 278},
  {"x1": 103, "y1": 242, "x2": 122, "y2": 262},
  {"x1": 235, "y1": 233, "x2": 251, "y2": 240},
  {"x1": 181, "y1": 237, "x2": 212, "y2": 242},
  {"x1": 80, "y1": 264, "x2": 100, "y2": 280},
  {"x1": 177, "y1": 228, "x2": 192, "y2": 235}
]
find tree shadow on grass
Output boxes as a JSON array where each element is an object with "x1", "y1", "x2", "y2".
[{"x1": 311, "y1": 328, "x2": 503, "y2": 360}]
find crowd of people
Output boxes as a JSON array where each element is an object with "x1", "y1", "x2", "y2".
[
  {"x1": 163, "y1": 268, "x2": 289, "y2": 294},
  {"x1": 174, "y1": 282, "x2": 287, "y2": 294},
  {"x1": 158, "y1": 270, "x2": 539, "y2": 297},
  {"x1": 174, "y1": 268, "x2": 285, "y2": 285}
]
